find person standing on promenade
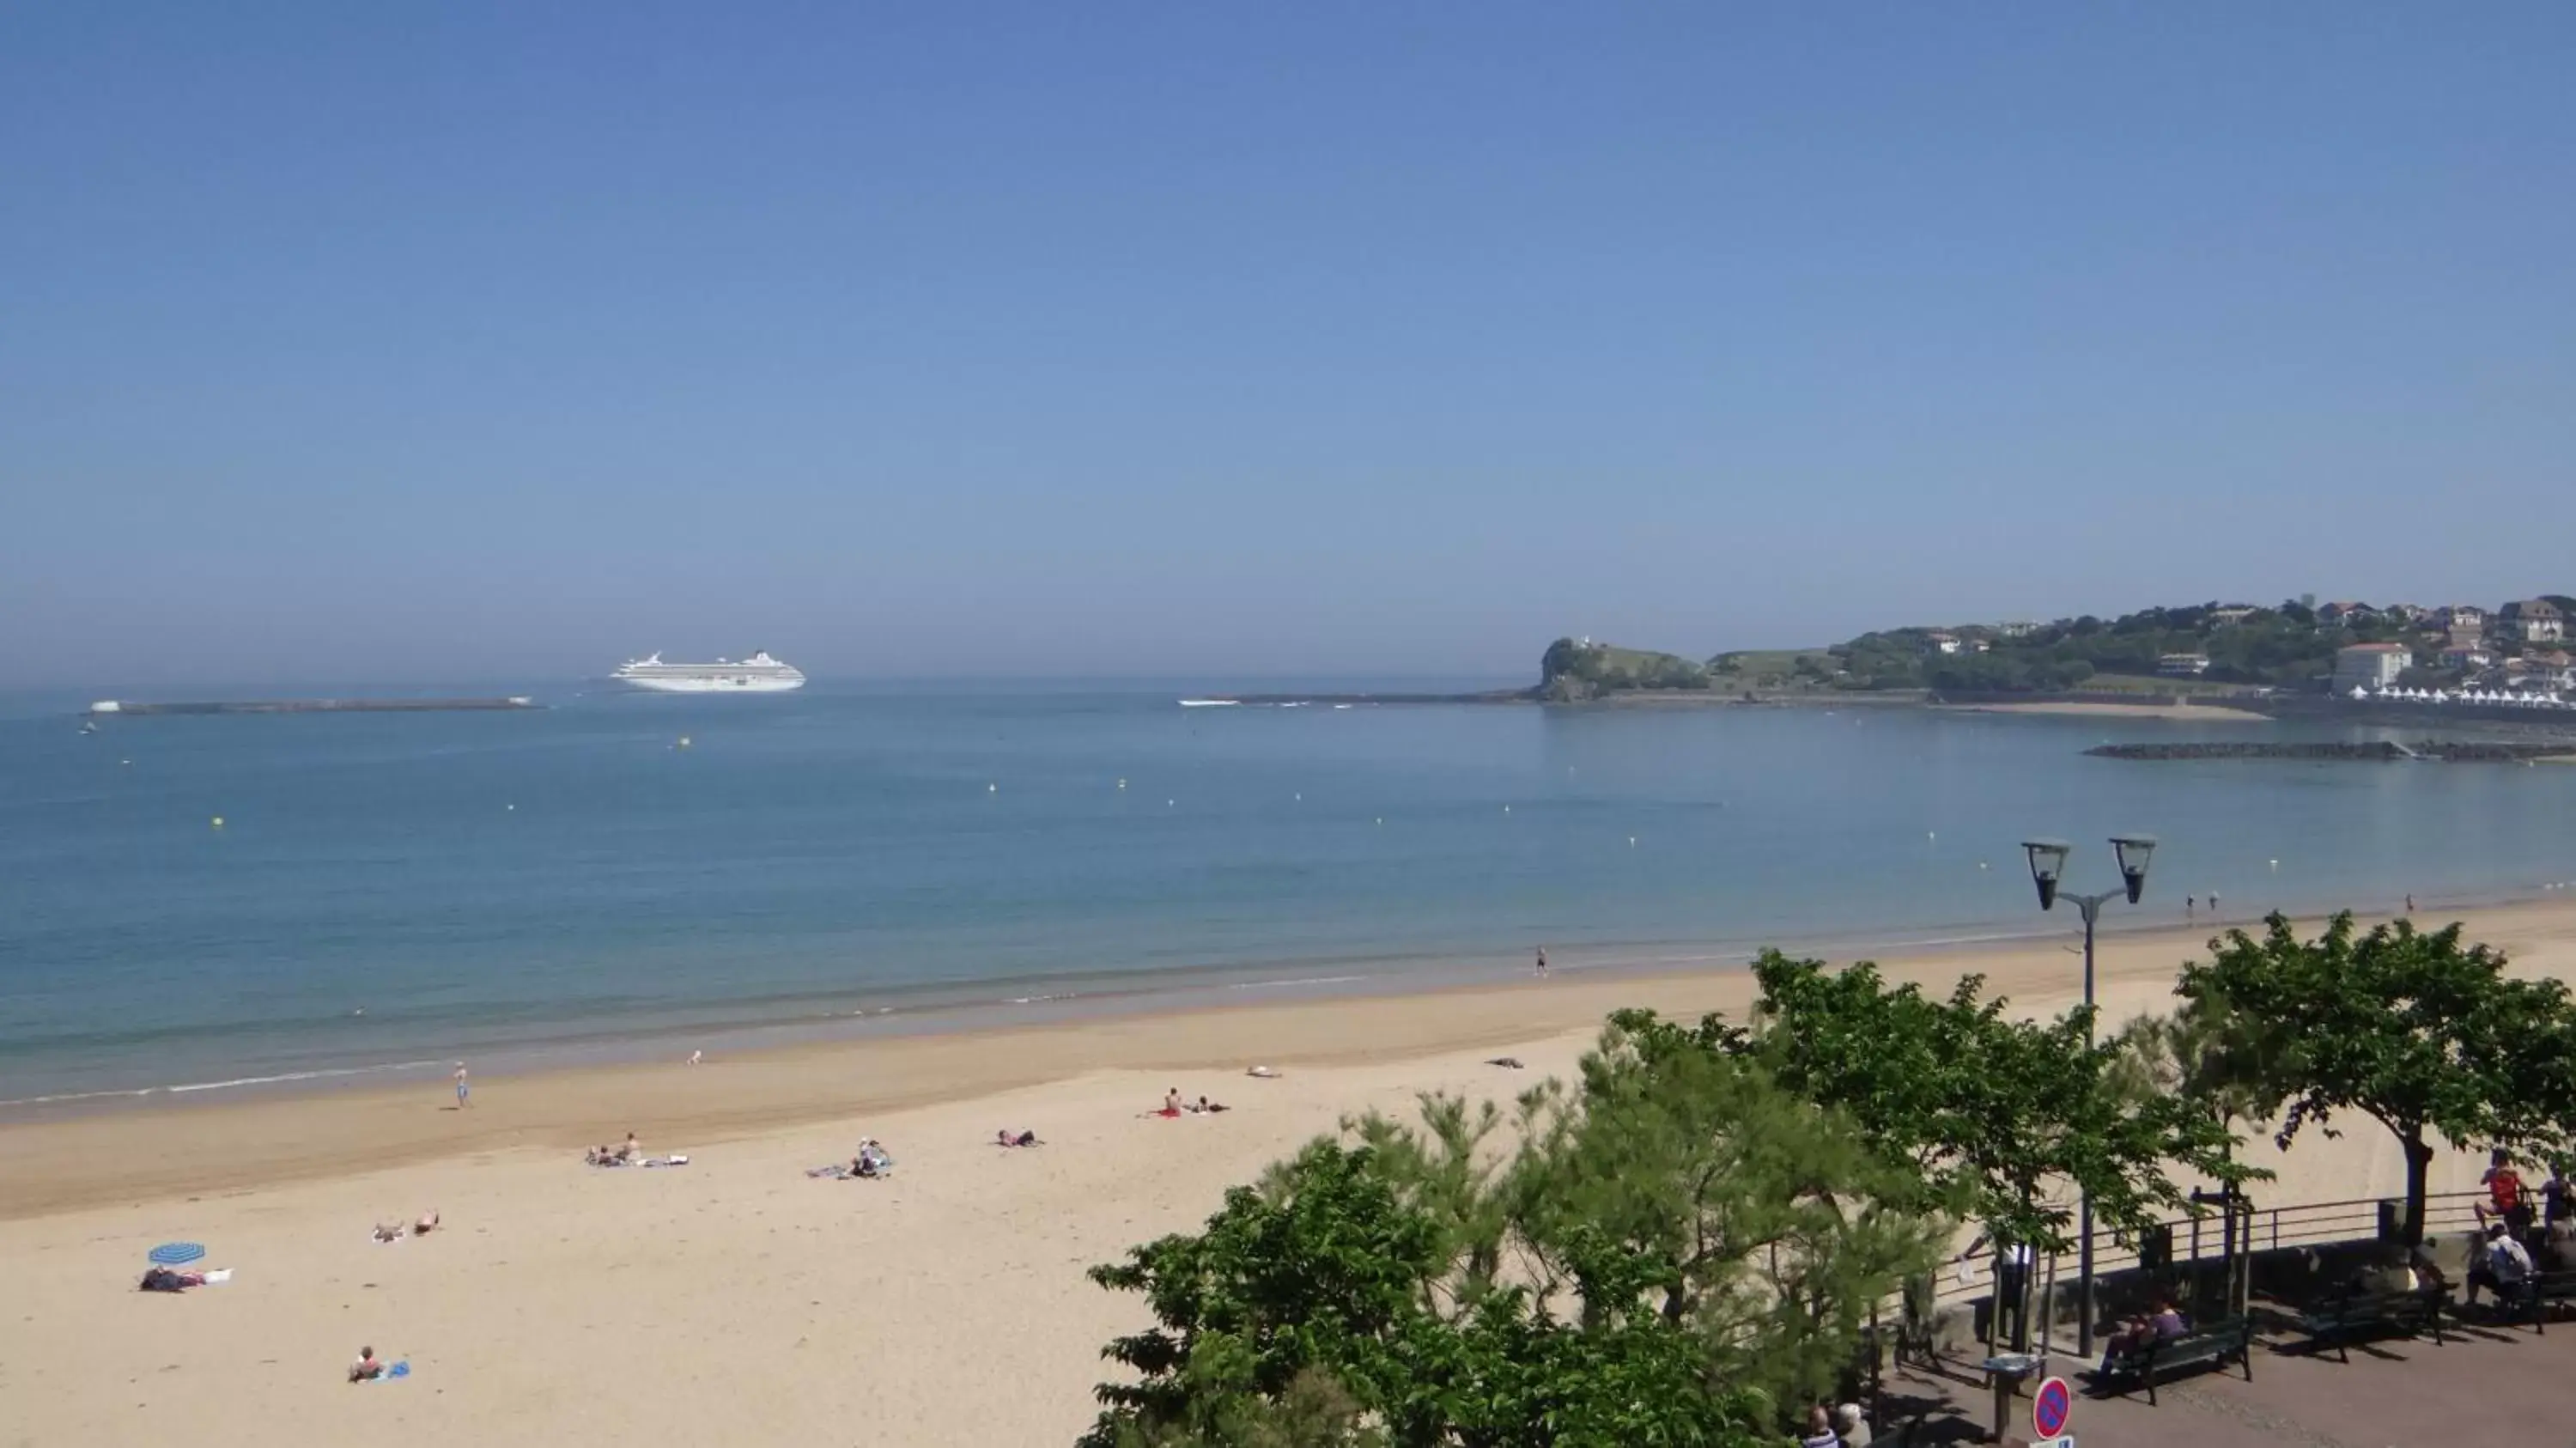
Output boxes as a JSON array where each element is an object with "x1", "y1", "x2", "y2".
[{"x1": 453, "y1": 1062, "x2": 470, "y2": 1109}]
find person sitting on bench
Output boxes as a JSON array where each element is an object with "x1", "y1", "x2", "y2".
[
  {"x1": 2468, "y1": 1220, "x2": 2535, "y2": 1310},
  {"x1": 2104, "y1": 1293, "x2": 2188, "y2": 1360}
]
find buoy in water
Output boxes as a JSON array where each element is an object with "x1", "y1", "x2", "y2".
[
  {"x1": 210, "y1": 816, "x2": 224, "y2": 829},
  {"x1": 988, "y1": 783, "x2": 997, "y2": 794},
  {"x1": 1117, "y1": 778, "x2": 1127, "y2": 789},
  {"x1": 678, "y1": 735, "x2": 692, "y2": 748}
]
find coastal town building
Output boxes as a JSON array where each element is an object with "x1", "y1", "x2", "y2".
[
  {"x1": 2332, "y1": 642, "x2": 2411, "y2": 692},
  {"x1": 2499, "y1": 599, "x2": 2566, "y2": 643},
  {"x1": 1924, "y1": 631, "x2": 1961, "y2": 655},
  {"x1": 2208, "y1": 605, "x2": 2257, "y2": 625},
  {"x1": 2436, "y1": 605, "x2": 2487, "y2": 634},
  {"x1": 1993, "y1": 620, "x2": 2037, "y2": 637},
  {"x1": 2439, "y1": 641, "x2": 2493, "y2": 672},
  {"x1": 2317, "y1": 601, "x2": 2376, "y2": 626},
  {"x1": 2157, "y1": 653, "x2": 2213, "y2": 677}
]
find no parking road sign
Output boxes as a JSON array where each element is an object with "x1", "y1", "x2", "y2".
[{"x1": 2032, "y1": 1374, "x2": 2072, "y2": 1439}]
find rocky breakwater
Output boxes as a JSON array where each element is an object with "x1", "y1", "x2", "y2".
[{"x1": 2089, "y1": 740, "x2": 2574, "y2": 763}]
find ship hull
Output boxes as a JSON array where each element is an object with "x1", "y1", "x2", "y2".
[{"x1": 617, "y1": 674, "x2": 804, "y2": 693}]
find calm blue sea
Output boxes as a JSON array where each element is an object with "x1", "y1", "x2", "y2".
[{"x1": 4, "y1": 683, "x2": 2572, "y2": 1109}]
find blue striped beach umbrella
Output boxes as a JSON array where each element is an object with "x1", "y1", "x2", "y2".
[{"x1": 147, "y1": 1242, "x2": 206, "y2": 1266}]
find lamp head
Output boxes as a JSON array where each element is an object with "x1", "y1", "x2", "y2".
[
  {"x1": 2111, "y1": 834, "x2": 2158, "y2": 904},
  {"x1": 2022, "y1": 838, "x2": 2072, "y2": 910}
]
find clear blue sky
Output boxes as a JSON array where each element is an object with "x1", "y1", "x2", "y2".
[{"x1": 4, "y1": 4, "x2": 2570, "y2": 685}]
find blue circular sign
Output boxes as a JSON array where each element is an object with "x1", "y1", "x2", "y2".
[{"x1": 2032, "y1": 1376, "x2": 2071, "y2": 1438}]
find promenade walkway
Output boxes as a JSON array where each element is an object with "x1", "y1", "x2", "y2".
[{"x1": 1880, "y1": 1305, "x2": 2570, "y2": 1446}]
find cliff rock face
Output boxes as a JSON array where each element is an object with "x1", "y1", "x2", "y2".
[{"x1": 1540, "y1": 638, "x2": 1710, "y2": 700}]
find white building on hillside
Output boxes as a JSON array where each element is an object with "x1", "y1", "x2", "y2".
[{"x1": 2333, "y1": 642, "x2": 2411, "y2": 693}]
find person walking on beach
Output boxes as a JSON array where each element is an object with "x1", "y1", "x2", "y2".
[
  {"x1": 453, "y1": 1062, "x2": 470, "y2": 1108},
  {"x1": 2406, "y1": 893, "x2": 2415, "y2": 914},
  {"x1": 1535, "y1": 946, "x2": 1548, "y2": 978}
]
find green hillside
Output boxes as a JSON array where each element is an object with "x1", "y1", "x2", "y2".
[{"x1": 1539, "y1": 638, "x2": 1710, "y2": 700}]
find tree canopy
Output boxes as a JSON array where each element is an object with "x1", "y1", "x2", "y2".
[
  {"x1": 2177, "y1": 913, "x2": 2576, "y2": 1244},
  {"x1": 1739, "y1": 950, "x2": 2257, "y2": 1256},
  {"x1": 1080, "y1": 1013, "x2": 1947, "y2": 1446}
]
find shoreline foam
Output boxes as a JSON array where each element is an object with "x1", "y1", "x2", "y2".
[{"x1": 11, "y1": 895, "x2": 2575, "y2": 1222}]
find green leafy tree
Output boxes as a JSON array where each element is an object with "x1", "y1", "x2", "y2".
[
  {"x1": 1085, "y1": 1013, "x2": 1951, "y2": 1446},
  {"x1": 2178, "y1": 913, "x2": 2576, "y2": 1244},
  {"x1": 1738, "y1": 951, "x2": 2258, "y2": 1261},
  {"x1": 1083, "y1": 1137, "x2": 1773, "y2": 1448},
  {"x1": 2105, "y1": 991, "x2": 2276, "y2": 1159}
]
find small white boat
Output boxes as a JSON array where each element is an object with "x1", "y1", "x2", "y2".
[{"x1": 1177, "y1": 698, "x2": 1240, "y2": 708}]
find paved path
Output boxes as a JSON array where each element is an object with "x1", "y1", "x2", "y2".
[{"x1": 1876, "y1": 1311, "x2": 2574, "y2": 1446}]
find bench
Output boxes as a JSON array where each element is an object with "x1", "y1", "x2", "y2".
[
  {"x1": 2295, "y1": 1285, "x2": 2446, "y2": 1361},
  {"x1": 2093, "y1": 1316, "x2": 2251, "y2": 1405},
  {"x1": 2501, "y1": 1269, "x2": 2576, "y2": 1333}
]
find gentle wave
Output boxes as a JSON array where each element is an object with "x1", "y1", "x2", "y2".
[
  {"x1": 0, "y1": 1057, "x2": 453, "y2": 1110},
  {"x1": 1226, "y1": 974, "x2": 1370, "y2": 991}
]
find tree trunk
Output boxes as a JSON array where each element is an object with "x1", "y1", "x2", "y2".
[{"x1": 2401, "y1": 1127, "x2": 2433, "y2": 1247}]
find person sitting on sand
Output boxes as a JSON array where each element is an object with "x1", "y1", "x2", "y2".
[
  {"x1": 414, "y1": 1209, "x2": 440, "y2": 1236},
  {"x1": 621, "y1": 1132, "x2": 642, "y2": 1163},
  {"x1": 349, "y1": 1347, "x2": 386, "y2": 1382},
  {"x1": 1163, "y1": 1087, "x2": 1182, "y2": 1114}
]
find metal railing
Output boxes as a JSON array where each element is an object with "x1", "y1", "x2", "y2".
[{"x1": 1928, "y1": 1189, "x2": 2489, "y2": 1309}]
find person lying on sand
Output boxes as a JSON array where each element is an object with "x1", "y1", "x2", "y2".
[
  {"x1": 1188, "y1": 1096, "x2": 1230, "y2": 1114},
  {"x1": 139, "y1": 1267, "x2": 207, "y2": 1293},
  {"x1": 349, "y1": 1347, "x2": 386, "y2": 1382},
  {"x1": 996, "y1": 1129, "x2": 1042, "y2": 1147},
  {"x1": 1485, "y1": 1056, "x2": 1525, "y2": 1069},
  {"x1": 373, "y1": 1222, "x2": 405, "y2": 1244},
  {"x1": 1246, "y1": 1065, "x2": 1280, "y2": 1079}
]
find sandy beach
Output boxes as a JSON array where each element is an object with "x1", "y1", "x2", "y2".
[{"x1": 9, "y1": 900, "x2": 2574, "y2": 1446}]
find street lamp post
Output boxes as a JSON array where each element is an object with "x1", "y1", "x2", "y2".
[{"x1": 2020, "y1": 833, "x2": 2157, "y2": 1360}]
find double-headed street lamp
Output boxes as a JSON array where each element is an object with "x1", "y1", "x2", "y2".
[{"x1": 2020, "y1": 832, "x2": 2157, "y2": 1360}]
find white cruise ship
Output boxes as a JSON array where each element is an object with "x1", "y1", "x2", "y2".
[{"x1": 611, "y1": 651, "x2": 806, "y2": 693}]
